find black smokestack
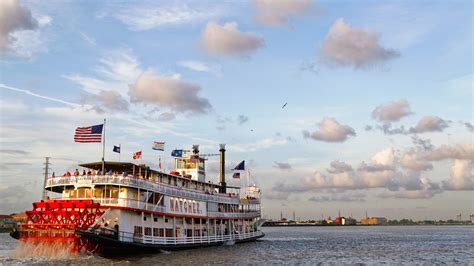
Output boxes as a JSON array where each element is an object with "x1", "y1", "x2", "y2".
[{"x1": 219, "y1": 144, "x2": 226, "y2": 193}]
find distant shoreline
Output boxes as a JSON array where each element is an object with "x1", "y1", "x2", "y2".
[{"x1": 262, "y1": 224, "x2": 473, "y2": 227}]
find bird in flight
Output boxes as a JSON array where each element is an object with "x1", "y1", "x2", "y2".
[{"x1": 282, "y1": 102, "x2": 288, "y2": 109}]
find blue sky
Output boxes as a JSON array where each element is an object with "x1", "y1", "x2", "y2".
[{"x1": 0, "y1": 0, "x2": 472, "y2": 220}]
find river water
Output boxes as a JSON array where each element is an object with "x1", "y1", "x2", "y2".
[{"x1": 1, "y1": 226, "x2": 473, "y2": 265}]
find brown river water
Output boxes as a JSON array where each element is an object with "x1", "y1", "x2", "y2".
[{"x1": 1, "y1": 226, "x2": 473, "y2": 265}]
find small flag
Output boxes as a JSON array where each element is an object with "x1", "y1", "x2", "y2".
[
  {"x1": 113, "y1": 145, "x2": 121, "y2": 153},
  {"x1": 158, "y1": 157, "x2": 162, "y2": 169},
  {"x1": 233, "y1": 172, "x2": 240, "y2": 179},
  {"x1": 190, "y1": 155, "x2": 200, "y2": 163},
  {"x1": 74, "y1": 124, "x2": 103, "y2": 143},
  {"x1": 133, "y1": 151, "x2": 142, "y2": 160},
  {"x1": 152, "y1": 141, "x2": 165, "y2": 151},
  {"x1": 171, "y1": 149, "x2": 183, "y2": 157},
  {"x1": 233, "y1": 160, "x2": 245, "y2": 170}
]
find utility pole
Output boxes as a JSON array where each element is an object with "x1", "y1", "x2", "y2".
[{"x1": 42, "y1": 157, "x2": 51, "y2": 200}]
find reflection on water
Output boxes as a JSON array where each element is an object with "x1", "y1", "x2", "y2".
[{"x1": 1, "y1": 226, "x2": 473, "y2": 264}]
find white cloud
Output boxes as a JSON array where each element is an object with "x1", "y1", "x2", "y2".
[
  {"x1": 371, "y1": 147, "x2": 395, "y2": 166},
  {"x1": 442, "y1": 160, "x2": 473, "y2": 190},
  {"x1": 177, "y1": 60, "x2": 222, "y2": 76},
  {"x1": 0, "y1": 0, "x2": 37, "y2": 53},
  {"x1": 199, "y1": 21, "x2": 264, "y2": 56},
  {"x1": 253, "y1": 0, "x2": 310, "y2": 27},
  {"x1": 320, "y1": 19, "x2": 399, "y2": 68},
  {"x1": 129, "y1": 70, "x2": 212, "y2": 114},
  {"x1": 372, "y1": 99, "x2": 412, "y2": 123},
  {"x1": 302, "y1": 117, "x2": 356, "y2": 142},
  {"x1": 400, "y1": 151, "x2": 433, "y2": 172},
  {"x1": 0, "y1": 83, "x2": 79, "y2": 107},
  {"x1": 112, "y1": 3, "x2": 221, "y2": 31},
  {"x1": 423, "y1": 143, "x2": 474, "y2": 161}
]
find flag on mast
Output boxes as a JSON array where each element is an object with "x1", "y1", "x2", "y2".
[
  {"x1": 113, "y1": 145, "x2": 121, "y2": 153},
  {"x1": 132, "y1": 151, "x2": 142, "y2": 160},
  {"x1": 74, "y1": 124, "x2": 103, "y2": 143},
  {"x1": 233, "y1": 172, "x2": 240, "y2": 179},
  {"x1": 152, "y1": 141, "x2": 165, "y2": 151},
  {"x1": 233, "y1": 160, "x2": 245, "y2": 170}
]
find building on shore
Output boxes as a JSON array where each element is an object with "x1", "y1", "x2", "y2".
[
  {"x1": 360, "y1": 217, "x2": 388, "y2": 225},
  {"x1": 0, "y1": 215, "x2": 15, "y2": 229}
]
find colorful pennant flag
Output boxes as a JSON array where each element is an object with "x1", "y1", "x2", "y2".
[
  {"x1": 152, "y1": 141, "x2": 165, "y2": 151},
  {"x1": 171, "y1": 149, "x2": 183, "y2": 157}
]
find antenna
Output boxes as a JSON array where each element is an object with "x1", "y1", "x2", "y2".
[{"x1": 42, "y1": 157, "x2": 51, "y2": 200}]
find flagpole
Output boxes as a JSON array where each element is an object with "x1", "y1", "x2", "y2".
[{"x1": 102, "y1": 118, "x2": 106, "y2": 173}]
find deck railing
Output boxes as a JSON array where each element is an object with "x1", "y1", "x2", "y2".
[
  {"x1": 46, "y1": 175, "x2": 242, "y2": 204},
  {"x1": 94, "y1": 228, "x2": 264, "y2": 245}
]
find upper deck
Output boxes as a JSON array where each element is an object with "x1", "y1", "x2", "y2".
[{"x1": 45, "y1": 161, "x2": 259, "y2": 206}]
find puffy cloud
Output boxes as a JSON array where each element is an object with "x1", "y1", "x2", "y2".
[
  {"x1": 372, "y1": 99, "x2": 412, "y2": 123},
  {"x1": 274, "y1": 162, "x2": 292, "y2": 170},
  {"x1": 442, "y1": 160, "x2": 473, "y2": 190},
  {"x1": 0, "y1": 0, "x2": 37, "y2": 53},
  {"x1": 409, "y1": 116, "x2": 449, "y2": 133},
  {"x1": 320, "y1": 19, "x2": 399, "y2": 68},
  {"x1": 423, "y1": 143, "x2": 474, "y2": 161},
  {"x1": 400, "y1": 151, "x2": 433, "y2": 172},
  {"x1": 81, "y1": 90, "x2": 129, "y2": 112},
  {"x1": 237, "y1": 114, "x2": 249, "y2": 125},
  {"x1": 253, "y1": 0, "x2": 310, "y2": 27},
  {"x1": 302, "y1": 117, "x2": 356, "y2": 142},
  {"x1": 129, "y1": 70, "x2": 212, "y2": 114},
  {"x1": 371, "y1": 147, "x2": 395, "y2": 166},
  {"x1": 264, "y1": 189, "x2": 289, "y2": 200},
  {"x1": 200, "y1": 21, "x2": 264, "y2": 56}
]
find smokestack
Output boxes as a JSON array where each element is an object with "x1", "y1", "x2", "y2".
[{"x1": 219, "y1": 144, "x2": 226, "y2": 193}]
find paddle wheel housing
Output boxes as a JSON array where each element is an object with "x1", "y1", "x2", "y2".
[{"x1": 14, "y1": 199, "x2": 105, "y2": 253}]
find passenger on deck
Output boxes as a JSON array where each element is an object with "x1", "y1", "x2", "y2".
[
  {"x1": 87, "y1": 170, "x2": 92, "y2": 175},
  {"x1": 52, "y1": 172, "x2": 55, "y2": 178},
  {"x1": 107, "y1": 170, "x2": 113, "y2": 175},
  {"x1": 122, "y1": 172, "x2": 128, "y2": 177},
  {"x1": 82, "y1": 170, "x2": 86, "y2": 176},
  {"x1": 65, "y1": 171, "x2": 71, "y2": 177},
  {"x1": 74, "y1": 169, "x2": 79, "y2": 176}
]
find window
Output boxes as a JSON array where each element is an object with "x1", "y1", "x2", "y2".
[
  {"x1": 154, "y1": 217, "x2": 158, "y2": 222},
  {"x1": 153, "y1": 228, "x2": 159, "y2": 236},
  {"x1": 134, "y1": 226, "x2": 142, "y2": 236},
  {"x1": 165, "y1": 218, "x2": 169, "y2": 223},
  {"x1": 144, "y1": 227, "x2": 152, "y2": 236},
  {"x1": 143, "y1": 216, "x2": 147, "y2": 221}
]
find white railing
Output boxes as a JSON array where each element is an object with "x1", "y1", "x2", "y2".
[
  {"x1": 108, "y1": 230, "x2": 264, "y2": 245},
  {"x1": 46, "y1": 175, "x2": 240, "y2": 204},
  {"x1": 207, "y1": 211, "x2": 261, "y2": 219},
  {"x1": 93, "y1": 197, "x2": 166, "y2": 213}
]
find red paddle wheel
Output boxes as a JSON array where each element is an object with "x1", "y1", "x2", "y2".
[{"x1": 15, "y1": 199, "x2": 105, "y2": 253}]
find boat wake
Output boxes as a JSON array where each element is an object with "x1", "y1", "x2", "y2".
[{"x1": 11, "y1": 241, "x2": 77, "y2": 260}]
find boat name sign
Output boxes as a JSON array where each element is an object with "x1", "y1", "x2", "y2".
[{"x1": 168, "y1": 197, "x2": 206, "y2": 216}]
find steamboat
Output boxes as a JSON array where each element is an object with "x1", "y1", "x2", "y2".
[{"x1": 11, "y1": 144, "x2": 264, "y2": 255}]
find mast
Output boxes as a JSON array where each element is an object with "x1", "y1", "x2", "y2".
[{"x1": 102, "y1": 118, "x2": 106, "y2": 173}]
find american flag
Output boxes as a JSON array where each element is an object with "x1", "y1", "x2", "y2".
[{"x1": 74, "y1": 124, "x2": 103, "y2": 143}]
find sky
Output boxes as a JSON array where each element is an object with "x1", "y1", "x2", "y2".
[{"x1": 0, "y1": 0, "x2": 472, "y2": 220}]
